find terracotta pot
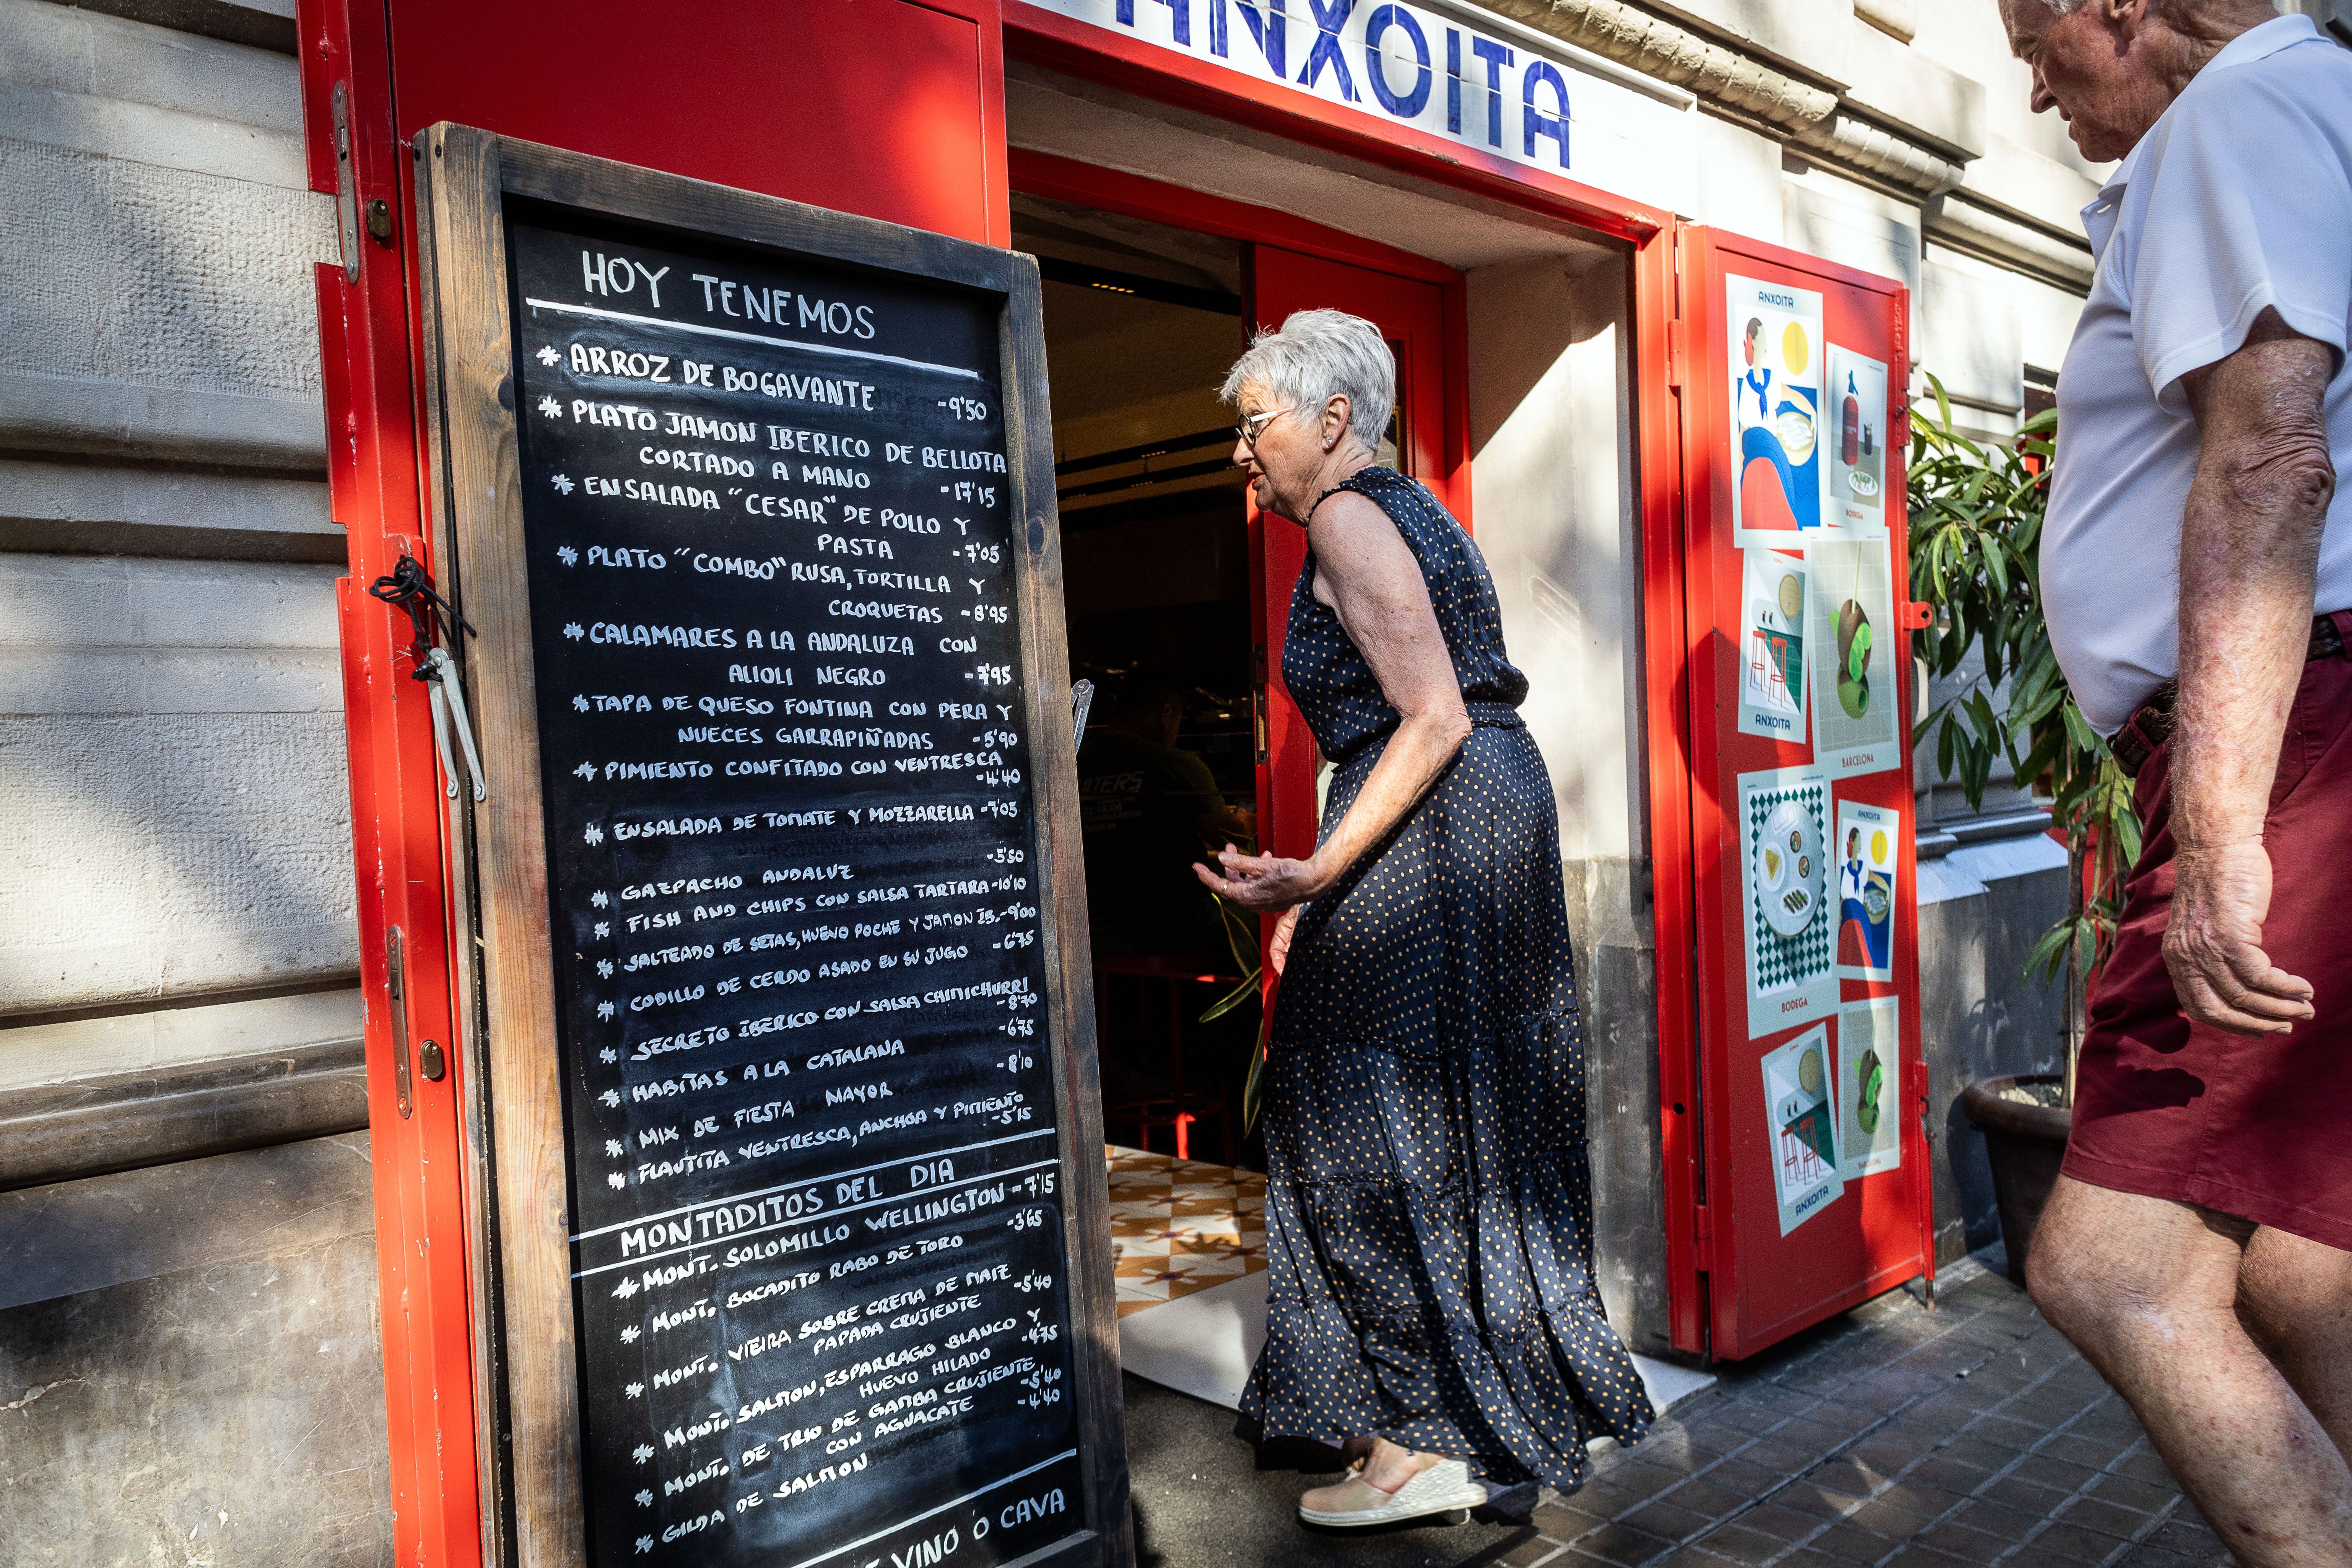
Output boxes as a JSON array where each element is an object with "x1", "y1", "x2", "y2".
[{"x1": 1958, "y1": 1074, "x2": 2071, "y2": 1288}]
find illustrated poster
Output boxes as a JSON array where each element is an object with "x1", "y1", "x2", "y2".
[
  {"x1": 1739, "y1": 766, "x2": 1837, "y2": 1037},
  {"x1": 1835, "y1": 799, "x2": 1900, "y2": 982},
  {"x1": 1762, "y1": 1021, "x2": 1843, "y2": 1233},
  {"x1": 1806, "y1": 541, "x2": 1900, "y2": 777},
  {"x1": 1824, "y1": 345, "x2": 1890, "y2": 538},
  {"x1": 1837, "y1": 997, "x2": 1903, "y2": 1179},
  {"x1": 1729, "y1": 275, "x2": 1826, "y2": 548},
  {"x1": 1738, "y1": 549, "x2": 1810, "y2": 743}
]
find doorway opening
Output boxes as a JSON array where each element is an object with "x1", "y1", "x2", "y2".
[
  {"x1": 1013, "y1": 192, "x2": 1260, "y2": 1166},
  {"x1": 1014, "y1": 190, "x2": 1470, "y2": 1172}
]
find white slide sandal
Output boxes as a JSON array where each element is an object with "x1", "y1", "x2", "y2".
[{"x1": 1297, "y1": 1457, "x2": 1489, "y2": 1527}]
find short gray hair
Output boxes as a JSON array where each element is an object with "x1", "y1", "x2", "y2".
[
  {"x1": 1218, "y1": 309, "x2": 1395, "y2": 458},
  {"x1": 2021, "y1": 0, "x2": 2209, "y2": 13}
]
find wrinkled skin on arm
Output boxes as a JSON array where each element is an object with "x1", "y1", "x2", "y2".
[
  {"x1": 2166, "y1": 308, "x2": 2337, "y2": 1035},
  {"x1": 1191, "y1": 489, "x2": 1471, "y2": 959}
]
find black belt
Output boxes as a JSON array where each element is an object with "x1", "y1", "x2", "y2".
[{"x1": 2113, "y1": 611, "x2": 2350, "y2": 778}]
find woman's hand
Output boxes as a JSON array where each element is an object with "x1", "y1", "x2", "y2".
[
  {"x1": 1192, "y1": 844, "x2": 1327, "y2": 913},
  {"x1": 1268, "y1": 906, "x2": 1301, "y2": 978}
]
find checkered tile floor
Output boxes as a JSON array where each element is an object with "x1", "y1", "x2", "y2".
[{"x1": 1106, "y1": 1145, "x2": 1267, "y2": 1318}]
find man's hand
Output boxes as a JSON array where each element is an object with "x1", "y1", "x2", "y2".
[{"x1": 2164, "y1": 841, "x2": 2314, "y2": 1035}]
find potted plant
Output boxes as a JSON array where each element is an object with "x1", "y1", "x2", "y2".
[{"x1": 1908, "y1": 380, "x2": 2141, "y2": 1282}]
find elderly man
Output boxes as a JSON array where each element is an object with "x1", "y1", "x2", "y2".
[{"x1": 2002, "y1": 0, "x2": 2352, "y2": 1559}]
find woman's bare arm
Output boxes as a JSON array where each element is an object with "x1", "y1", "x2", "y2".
[{"x1": 1194, "y1": 491, "x2": 1471, "y2": 912}]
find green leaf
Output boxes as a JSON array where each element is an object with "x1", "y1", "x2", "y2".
[
  {"x1": 1197, "y1": 971, "x2": 1262, "y2": 1024},
  {"x1": 2023, "y1": 921, "x2": 2073, "y2": 985},
  {"x1": 2113, "y1": 805, "x2": 2144, "y2": 868},
  {"x1": 2062, "y1": 701, "x2": 2100, "y2": 753},
  {"x1": 1239, "y1": 1011, "x2": 1271, "y2": 1138}
]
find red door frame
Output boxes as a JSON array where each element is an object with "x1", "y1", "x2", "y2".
[
  {"x1": 1000, "y1": 19, "x2": 1708, "y2": 1353},
  {"x1": 298, "y1": 7, "x2": 486, "y2": 1566},
  {"x1": 1006, "y1": 152, "x2": 1472, "y2": 923}
]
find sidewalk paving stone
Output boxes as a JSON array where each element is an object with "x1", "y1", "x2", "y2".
[
  {"x1": 1519, "y1": 1253, "x2": 2237, "y2": 1568},
  {"x1": 1124, "y1": 1247, "x2": 2239, "y2": 1567}
]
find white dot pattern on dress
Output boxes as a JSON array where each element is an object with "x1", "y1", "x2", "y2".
[{"x1": 1239, "y1": 467, "x2": 1656, "y2": 1492}]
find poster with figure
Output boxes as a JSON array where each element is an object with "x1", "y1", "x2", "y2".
[
  {"x1": 1762, "y1": 1021, "x2": 1844, "y2": 1233},
  {"x1": 1806, "y1": 541, "x2": 1900, "y2": 777},
  {"x1": 1740, "y1": 766, "x2": 1838, "y2": 1036},
  {"x1": 1835, "y1": 800, "x2": 1900, "y2": 982},
  {"x1": 1824, "y1": 345, "x2": 1890, "y2": 538},
  {"x1": 1837, "y1": 997, "x2": 1903, "y2": 1179},
  {"x1": 1738, "y1": 549, "x2": 1810, "y2": 743},
  {"x1": 1729, "y1": 275, "x2": 1827, "y2": 549}
]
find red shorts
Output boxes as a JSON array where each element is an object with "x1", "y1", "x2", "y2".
[{"x1": 2064, "y1": 651, "x2": 2352, "y2": 1250}]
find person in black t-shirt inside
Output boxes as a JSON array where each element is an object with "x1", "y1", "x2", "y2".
[{"x1": 1076, "y1": 669, "x2": 1248, "y2": 962}]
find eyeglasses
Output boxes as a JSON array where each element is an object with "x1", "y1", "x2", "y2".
[{"x1": 1235, "y1": 405, "x2": 1295, "y2": 448}]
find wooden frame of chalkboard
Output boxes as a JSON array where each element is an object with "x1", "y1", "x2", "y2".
[{"x1": 408, "y1": 124, "x2": 1127, "y2": 1568}]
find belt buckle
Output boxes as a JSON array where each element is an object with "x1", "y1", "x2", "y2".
[{"x1": 2113, "y1": 718, "x2": 2149, "y2": 779}]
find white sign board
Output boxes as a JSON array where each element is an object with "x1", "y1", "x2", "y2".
[{"x1": 1031, "y1": 0, "x2": 1697, "y2": 218}]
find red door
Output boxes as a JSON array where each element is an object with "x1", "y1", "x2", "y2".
[
  {"x1": 1675, "y1": 226, "x2": 1932, "y2": 1357},
  {"x1": 1243, "y1": 247, "x2": 1464, "y2": 896}
]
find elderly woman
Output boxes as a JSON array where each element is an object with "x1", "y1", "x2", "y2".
[{"x1": 1195, "y1": 310, "x2": 1653, "y2": 1526}]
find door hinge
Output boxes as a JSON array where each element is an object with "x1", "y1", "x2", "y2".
[
  {"x1": 1692, "y1": 1200, "x2": 1714, "y2": 1272},
  {"x1": 386, "y1": 926, "x2": 415, "y2": 1119},
  {"x1": 1666, "y1": 318, "x2": 1687, "y2": 390},
  {"x1": 332, "y1": 81, "x2": 361, "y2": 283},
  {"x1": 1251, "y1": 642, "x2": 1270, "y2": 767}
]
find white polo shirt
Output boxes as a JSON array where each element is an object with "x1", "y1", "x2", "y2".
[{"x1": 2043, "y1": 14, "x2": 2352, "y2": 736}]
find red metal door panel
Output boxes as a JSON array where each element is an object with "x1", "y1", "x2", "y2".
[
  {"x1": 300, "y1": 3, "x2": 1012, "y2": 1563},
  {"x1": 1676, "y1": 226, "x2": 1930, "y2": 1359},
  {"x1": 383, "y1": 0, "x2": 1007, "y2": 245},
  {"x1": 1243, "y1": 247, "x2": 1458, "y2": 882}
]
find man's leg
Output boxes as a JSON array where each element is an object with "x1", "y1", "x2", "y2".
[
  {"x1": 2028, "y1": 1174, "x2": 2352, "y2": 1564},
  {"x1": 2236, "y1": 1226, "x2": 2352, "y2": 1462}
]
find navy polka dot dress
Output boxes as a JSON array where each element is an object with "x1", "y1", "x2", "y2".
[{"x1": 1241, "y1": 467, "x2": 1654, "y2": 1490}]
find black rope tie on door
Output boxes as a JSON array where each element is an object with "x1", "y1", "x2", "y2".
[{"x1": 368, "y1": 551, "x2": 487, "y2": 801}]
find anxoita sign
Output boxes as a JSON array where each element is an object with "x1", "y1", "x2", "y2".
[{"x1": 1031, "y1": 0, "x2": 1697, "y2": 215}]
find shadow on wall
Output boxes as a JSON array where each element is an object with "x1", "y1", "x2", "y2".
[
  {"x1": 1920, "y1": 863, "x2": 2071, "y2": 1261},
  {"x1": 0, "y1": 556, "x2": 359, "y2": 1029}
]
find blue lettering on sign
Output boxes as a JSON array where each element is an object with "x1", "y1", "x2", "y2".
[
  {"x1": 1296, "y1": 0, "x2": 1359, "y2": 101},
  {"x1": 1094, "y1": 0, "x2": 1623, "y2": 184},
  {"x1": 1363, "y1": 5, "x2": 1431, "y2": 119},
  {"x1": 1523, "y1": 60, "x2": 1569, "y2": 166},
  {"x1": 1444, "y1": 27, "x2": 1462, "y2": 134},
  {"x1": 1468, "y1": 37, "x2": 1513, "y2": 148},
  {"x1": 1233, "y1": 0, "x2": 1287, "y2": 76},
  {"x1": 1117, "y1": 0, "x2": 1190, "y2": 45}
]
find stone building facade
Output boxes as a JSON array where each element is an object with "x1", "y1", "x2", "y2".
[{"x1": 5, "y1": 0, "x2": 2339, "y2": 1561}]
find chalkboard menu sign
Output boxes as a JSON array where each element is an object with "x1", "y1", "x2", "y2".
[{"x1": 412, "y1": 127, "x2": 1125, "y2": 1568}]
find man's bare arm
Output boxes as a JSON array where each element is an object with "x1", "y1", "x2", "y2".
[{"x1": 2167, "y1": 307, "x2": 2336, "y2": 1034}]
